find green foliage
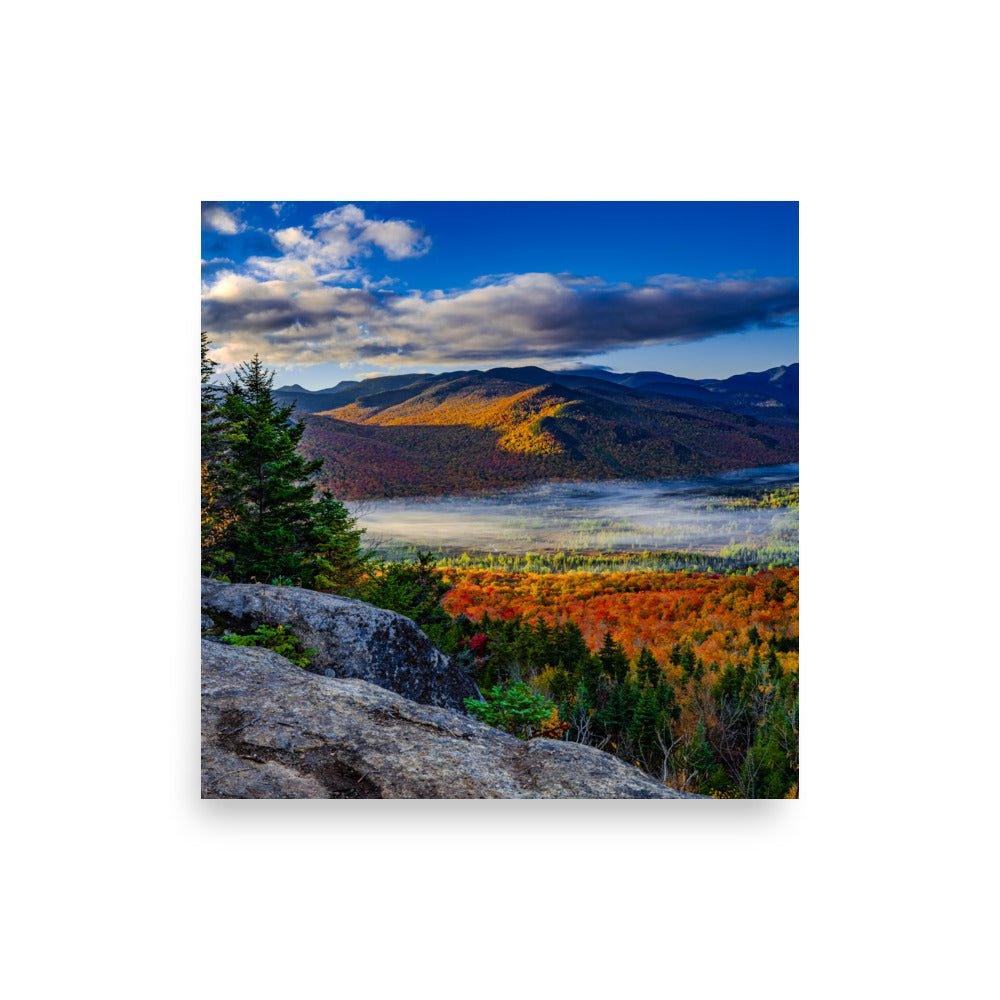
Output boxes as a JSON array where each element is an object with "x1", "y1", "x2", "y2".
[
  {"x1": 628, "y1": 683, "x2": 681, "y2": 777},
  {"x1": 200, "y1": 349, "x2": 368, "y2": 591},
  {"x1": 464, "y1": 683, "x2": 557, "y2": 740},
  {"x1": 358, "y1": 552, "x2": 464, "y2": 653},
  {"x1": 212, "y1": 355, "x2": 323, "y2": 584},
  {"x1": 200, "y1": 332, "x2": 223, "y2": 457},
  {"x1": 307, "y1": 493, "x2": 370, "y2": 592},
  {"x1": 449, "y1": 613, "x2": 685, "y2": 781},
  {"x1": 679, "y1": 720, "x2": 730, "y2": 796},
  {"x1": 200, "y1": 333, "x2": 229, "y2": 572},
  {"x1": 221, "y1": 624, "x2": 316, "y2": 668},
  {"x1": 598, "y1": 631, "x2": 630, "y2": 684},
  {"x1": 691, "y1": 644, "x2": 798, "y2": 798},
  {"x1": 635, "y1": 646, "x2": 662, "y2": 687}
]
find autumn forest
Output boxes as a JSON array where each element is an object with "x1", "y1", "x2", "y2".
[{"x1": 286, "y1": 366, "x2": 798, "y2": 796}]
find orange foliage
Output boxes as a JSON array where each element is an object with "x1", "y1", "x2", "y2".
[
  {"x1": 441, "y1": 567, "x2": 799, "y2": 672},
  {"x1": 325, "y1": 382, "x2": 572, "y2": 456},
  {"x1": 537, "y1": 707, "x2": 571, "y2": 739}
]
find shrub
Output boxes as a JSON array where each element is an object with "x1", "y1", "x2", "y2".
[
  {"x1": 221, "y1": 624, "x2": 316, "y2": 668},
  {"x1": 464, "y1": 682, "x2": 559, "y2": 739}
]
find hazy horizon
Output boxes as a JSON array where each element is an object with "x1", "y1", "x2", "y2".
[{"x1": 267, "y1": 358, "x2": 800, "y2": 392}]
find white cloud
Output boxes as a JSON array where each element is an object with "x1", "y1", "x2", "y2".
[
  {"x1": 256, "y1": 204, "x2": 430, "y2": 282},
  {"x1": 201, "y1": 204, "x2": 242, "y2": 235},
  {"x1": 361, "y1": 218, "x2": 430, "y2": 260}
]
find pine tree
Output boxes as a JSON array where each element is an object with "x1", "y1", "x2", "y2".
[
  {"x1": 629, "y1": 684, "x2": 679, "y2": 777},
  {"x1": 201, "y1": 332, "x2": 222, "y2": 453},
  {"x1": 597, "y1": 679, "x2": 640, "y2": 754},
  {"x1": 200, "y1": 333, "x2": 229, "y2": 573},
  {"x1": 635, "y1": 646, "x2": 662, "y2": 688},
  {"x1": 553, "y1": 621, "x2": 590, "y2": 669},
  {"x1": 358, "y1": 552, "x2": 454, "y2": 649},
  {"x1": 683, "y1": 719, "x2": 728, "y2": 795},
  {"x1": 307, "y1": 492, "x2": 369, "y2": 592},
  {"x1": 598, "y1": 632, "x2": 630, "y2": 684},
  {"x1": 213, "y1": 354, "x2": 324, "y2": 584}
]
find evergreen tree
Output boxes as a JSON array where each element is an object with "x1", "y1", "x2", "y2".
[
  {"x1": 212, "y1": 354, "x2": 324, "y2": 584},
  {"x1": 548, "y1": 666, "x2": 574, "y2": 705},
  {"x1": 629, "y1": 683, "x2": 680, "y2": 777},
  {"x1": 580, "y1": 652, "x2": 606, "y2": 700},
  {"x1": 200, "y1": 332, "x2": 223, "y2": 453},
  {"x1": 597, "y1": 679, "x2": 641, "y2": 754},
  {"x1": 635, "y1": 646, "x2": 662, "y2": 688},
  {"x1": 683, "y1": 719, "x2": 728, "y2": 795},
  {"x1": 553, "y1": 621, "x2": 590, "y2": 670},
  {"x1": 200, "y1": 333, "x2": 229, "y2": 573},
  {"x1": 358, "y1": 552, "x2": 457, "y2": 651},
  {"x1": 742, "y1": 697, "x2": 798, "y2": 799},
  {"x1": 598, "y1": 632, "x2": 630, "y2": 684},
  {"x1": 307, "y1": 492, "x2": 369, "y2": 592}
]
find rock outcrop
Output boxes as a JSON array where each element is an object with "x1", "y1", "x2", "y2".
[
  {"x1": 202, "y1": 640, "x2": 690, "y2": 799},
  {"x1": 201, "y1": 578, "x2": 478, "y2": 711}
]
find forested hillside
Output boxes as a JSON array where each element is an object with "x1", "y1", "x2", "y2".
[
  {"x1": 441, "y1": 566, "x2": 799, "y2": 671},
  {"x1": 287, "y1": 366, "x2": 797, "y2": 498},
  {"x1": 365, "y1": 558, "x2": 799, "y2": 798}
]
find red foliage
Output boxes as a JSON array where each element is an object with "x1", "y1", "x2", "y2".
[{"x1": 442, "y1": 567, "x2": 799, "y2": 672}]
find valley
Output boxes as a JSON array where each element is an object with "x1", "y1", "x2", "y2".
[{"x1": 356, "y1": 463, "x2": 799, "y2": 563}]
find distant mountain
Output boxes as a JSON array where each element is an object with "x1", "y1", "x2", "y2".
[
  {"x1": 277, "y1": 363, "x2": 797, "y2": 421},
  {"x1": 698, "y1": 364, "x2": 798, "y2": 414},
  {"x1": 275, "y1": 373, "x2": 438, "y2": 415},
  {"x1": 571, "y1": 364, "x2": 798, "y2": 418},
  {"x1": 275, "y1": 380, "x2": 362, "y2": 394},
  {"x1": 274, "y1": 364, "x2": 798, "y2": 499}
]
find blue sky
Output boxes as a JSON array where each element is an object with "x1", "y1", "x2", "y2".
[{"x1": 202, "y1": 201, "x2": 797, "y2": 388}]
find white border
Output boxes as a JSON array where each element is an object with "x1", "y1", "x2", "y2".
[{"x1": 6, "y1": 3, "x2": 996, "y2": 996}]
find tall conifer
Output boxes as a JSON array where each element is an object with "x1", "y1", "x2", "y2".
[
  {"x1": 213, "y1": 354, "x2": 323, "y2": 583},
  {"x1": 200, "y1": 333, "x2": 228, "y2": 572}
]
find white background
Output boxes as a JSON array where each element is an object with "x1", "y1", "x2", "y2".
[{"x1": 3, "y1": 2, "x2": 997, "y2": 997}]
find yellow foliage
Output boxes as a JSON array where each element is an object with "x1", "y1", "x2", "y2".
[
  {"x1": 324, "y1": 383, "x2": 575, "y2": 456},
  {"x1": 537, "y1": 707, "x2": 570, "y2": 739}
]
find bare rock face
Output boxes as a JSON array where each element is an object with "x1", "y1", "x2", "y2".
[
  {"x1": 202, "y1": 640, "x2": 690, "y2": 799},
  {"x1": 201, "y1": 578, "x2": 477, "y2": 711}
]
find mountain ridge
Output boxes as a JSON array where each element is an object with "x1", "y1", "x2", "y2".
[
  {"x1": 276, "y1": 362, "x2": 798, "y2": 422},
  {"x1": 276, "y1": 364, "x2": 798, "y2": 499}
]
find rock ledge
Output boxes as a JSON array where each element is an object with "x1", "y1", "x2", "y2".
[
  {"x1": 201, "y1": 577, "x2": 478, "y2": 711},
  {"x1": 202, "y1": 640, "x2": 691, "y2": 799}
]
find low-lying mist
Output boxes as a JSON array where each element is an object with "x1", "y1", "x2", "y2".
[{"x1": 355, "y1": 464, "x2": 798, "y2": 560}]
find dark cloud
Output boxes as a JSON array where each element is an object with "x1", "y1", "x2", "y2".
[{"x1": 201, "y1": 271, "x2": 798, "y2": 367}]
